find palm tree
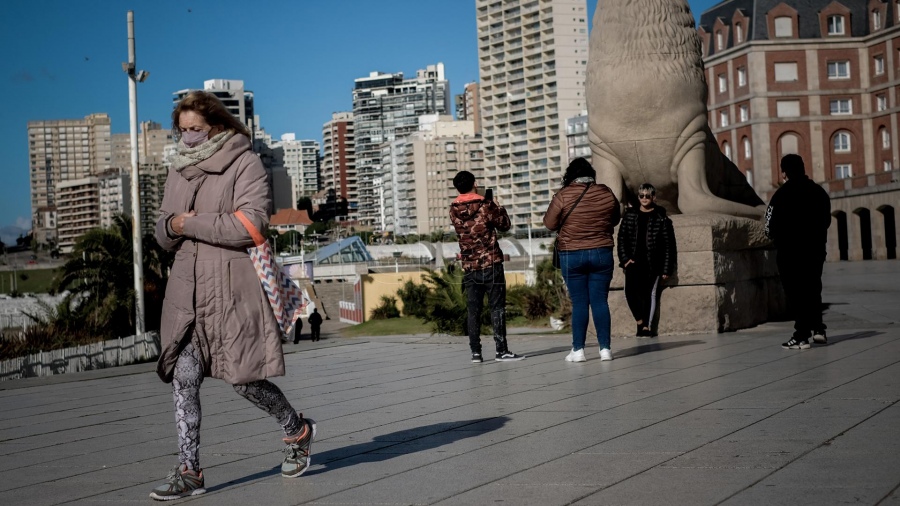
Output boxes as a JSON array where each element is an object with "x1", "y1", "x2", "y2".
[
  {"x1": 421, "y1": 265, "x2": 470, "y2": 336},
  {"x1": 52, "y1": 214, "x2": 170, "y2": 339}
]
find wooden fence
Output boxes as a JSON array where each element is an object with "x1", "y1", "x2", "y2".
[{"x1": 0, "y1": 332, "x2": 160, "y2": 381}]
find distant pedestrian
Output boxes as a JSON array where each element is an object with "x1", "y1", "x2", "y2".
[
  {"x1": 308, "y1": 308, "x2": 323, "y2": 342},
  {"x1": 151, "y1": 91, "x2": 315, "y2": 501},
  {"x1": 765, "y1": 154, "x2": 832, "y2": 349},
  {"x1": 292, "y1": 316, "x2": 304, "y2": 344},
  {"x1": 450, "y1": 170, "x2": 525, "y2": 363},
  {"x1": 543, "y1": 158, "x2": 621, "y2": 362},
  {"x1": 617, "y1": 183, "x2": 677, "y2": 337}
]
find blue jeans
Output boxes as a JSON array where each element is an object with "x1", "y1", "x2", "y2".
[{"x1": 560, "y1": 247, "x2": 614, "y2": 351}]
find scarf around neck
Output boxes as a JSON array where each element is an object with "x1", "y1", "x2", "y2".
[{"x1": 170, "y1": 130, "x2": 235, "y2": 171}]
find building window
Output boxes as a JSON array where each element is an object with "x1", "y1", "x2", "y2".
[
  {"x1": 746, "y1": 169, "x2": 754, "y2": 186},
  {"x1": 835, "y1": 164, "x2": 852, "y2": 179},
  {"x1": 737, "y1": 66, "x2": 747, "y2": 86},
  {"x1": 774, "y1": 62, "x2": 798, "y2": 81},
  {"x1": 719, "y1": 110, "x2": 729, "y2": 127},
  {"x1": 779, "y1": 133, "x2": 800, "y2": 155},
  {"x1": 833, "y1": 131, "x2": 851, "y2": 152},
  {"x1": 723, "y1": 141, "x2": 732, "y2": 160},
  {"x1": 882, "y1": 128, "x2": 891, "y2": 149},
  {"x1": 885, "y1": 160, "x2": 893, "y2": 172},
  {"x1": 827, "y1": 15, "x2": 845, "y2": 35},
  {"x1": 736, "y1": 23, "x2": 744, "y2": 43},
  {"x1": 827, "y1": 61, "x2": 850, "y2": 79},
  {"x1": 739, "y1": 104, "x2": 749, "y2": 122},
  {"x1": 776, "y1": 100, "x2": 801, "y2": 117},
  {"x1": 878, "y1": 94, "x2": 888, "y2": 111},
  {"x1": 874, "y1": 9, "x2": 882, "y2": 30},
  {"x1": 875, "y1": 55, "x2": 885, "y2": 75},
  {"x1": 716, "y1": 31, "x2": 724, "y2": 51},
  {"x1": 743, "y1": 137, "x2": 751, "y2": 159},
  {"x1": 830, "y1": 99, "x2": 852, "y2": 115},
  {"x1": 718, "y1": 74, "x2": 727, "y2": 93},
  {"x1": 774, "y1": 16, "x2": 793, "y2": 37}
]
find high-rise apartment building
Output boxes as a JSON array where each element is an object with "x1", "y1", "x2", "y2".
[
  {"x1": 321, "y1": 112, "x2": 356, "y2": 219},
  {"x1": 110, "y1": 121, "x2": 174, "y2": 236},
  {"x1": 281, "y1": 134, "x2": 321, "y2": 207},
  {"x1": 455, "y1": 82, "x2": 482, "y2": 134},
  {"x1": 27, "y1": 113, "x2": 112, "y2": 245},
  {"x1": 173, "y1": 79, "x2": 256, "y2": 139},
  {"x1": 55, "y1": 176, "x2": 100, "y2": 253},
  {"x1": 98, "y1": 169, "x2": 131, "y2": 230},
  {"x1": 699, "y1": 0, "x2": 900, "y2": 262},
  {"x1": 382, "y1": 116, "x2": 483, "y2": 236},
  {"x1": 476, "y1": 0, "x2": 589, "y2": 231},
  {"x1": 565, "y1": 111, "x2": 589, "y2": 162},
  {"x1": 353, "y1": 63, "x2": 451, "y2": 230}
]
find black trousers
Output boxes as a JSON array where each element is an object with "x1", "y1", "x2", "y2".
[
  {"x1": 463, "y1": 263, "x2": 508, "y2": 354},
  {"x1": 623, "y1": 261, "x2": 660, "y2": 328},
  {"x1": 777, "y1": 250, "x2": 826, "y2": 336},
  {"x1": 310, "y1": 326, "x2": 321, "y2": 341}
]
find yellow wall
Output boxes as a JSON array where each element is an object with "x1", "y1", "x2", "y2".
[{"x1": 361, "y1": 270, "x2": 527, "y2": 322}]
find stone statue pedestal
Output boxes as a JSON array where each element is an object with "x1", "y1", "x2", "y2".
[{"x1": 609, "y1": 213, "x2": 785, "y2": 336}]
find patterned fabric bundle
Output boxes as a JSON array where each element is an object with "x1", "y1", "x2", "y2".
[{"x1": 235, "y1": 211, "x2": 305, "y2": 339}]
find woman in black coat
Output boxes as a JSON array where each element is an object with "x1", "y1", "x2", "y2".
[{"x1": 617, "y1": 183, "x2": 677, "y2": 337}]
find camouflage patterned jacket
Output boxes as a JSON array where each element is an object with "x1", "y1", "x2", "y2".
[{"x1": 449, "y1": 193, "x2": 511, "y2": 272}]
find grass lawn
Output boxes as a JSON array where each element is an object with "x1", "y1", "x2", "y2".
[
  {"x1": 0, "y1": 268, "x2": 58, "y2": 295},
  {"x1": 340, "y1": 317, "x2": 432, "y2": 337}
]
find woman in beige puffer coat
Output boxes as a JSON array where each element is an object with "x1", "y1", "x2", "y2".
[{"x1": 149, "y1": 92, "x2": 315, "y2": 501}]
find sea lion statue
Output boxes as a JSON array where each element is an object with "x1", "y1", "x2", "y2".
[{"x1": 586, "y1": 0, "x2": 765, "y2": 218}]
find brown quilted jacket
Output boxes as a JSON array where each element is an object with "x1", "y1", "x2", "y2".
[
  {"x1": 449, "y1": 193, "x2": 511, "y2": 272},
  {"x1": 543, "y1": 182, "x2": 621, "y2": 251}
]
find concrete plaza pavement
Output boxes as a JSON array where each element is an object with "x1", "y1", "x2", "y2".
[{"x1": 0, "y1": 260, "x2": 898, "y2": 505}]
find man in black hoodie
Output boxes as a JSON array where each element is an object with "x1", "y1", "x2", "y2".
[{"x1": 765, "y1": 154, "x2": 832, "y2": 349}]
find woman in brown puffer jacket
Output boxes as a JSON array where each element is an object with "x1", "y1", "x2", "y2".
[
  {"x1": 149, "y1": 91, "x2": 314, "y2": 500},
  {"x1": 543, "y1": 158, "x2": 620, "y2": 363}
]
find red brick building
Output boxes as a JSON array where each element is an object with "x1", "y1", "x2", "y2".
[{"x1": 699, "y1": 0, "x2": 899, "y2": 261}]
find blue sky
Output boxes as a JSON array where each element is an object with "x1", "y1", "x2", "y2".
[{"x1": 0, "y1": 0, "x2": 719, "y2": 239}]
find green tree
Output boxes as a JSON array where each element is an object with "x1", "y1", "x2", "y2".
[
  {"x1": 421, "y1": 266, "x2": 472, "y2": 336},
  {"x1": 51, "y1": 214, "x2": 170, "y2": 338},
  {"x1": 396, "y1": 279, "x2": 431, "y2": 318},
  {"x1": 370, "y1": 295, "x2": 401, "y2": 320}
]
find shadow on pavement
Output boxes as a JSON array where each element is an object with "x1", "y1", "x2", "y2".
[
  {"x1": 827, "y1": 330, "x2": 883, "y2": 344},
  {"x1": 305, "y1": 417, "x2": 510, "y2": 475},
  {"x1": 614, "y1": 340, "x2": 706, "y2": 359},
  {"x1": 206, "y1": 418, "x2": 509, "y2": 491}
]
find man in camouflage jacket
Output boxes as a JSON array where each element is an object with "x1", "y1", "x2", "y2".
[{"x1": 450, "y1": 171, "x2": 524, "y2": 363}]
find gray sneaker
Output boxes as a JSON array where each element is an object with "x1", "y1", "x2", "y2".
[
  {"x1": 149, "y1": 464, "x2": 205, "y2": 501},
  {"x1": 282, "y1": 418, "x2": 317, "y2": 478}
]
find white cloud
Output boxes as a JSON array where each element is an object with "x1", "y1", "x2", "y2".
[{"x1": 14, "y1": 217, "x2": 31, "y2": 230}]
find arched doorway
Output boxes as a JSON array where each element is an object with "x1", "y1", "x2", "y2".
[
  {"x1": 853, "y1": 208, "x2": 873, "y2": 260},
  {"x1": 833, "y1": 211, "x2": 848, "y2": 261},
  {"x1": 878, "y1": 205, "x2": 897, "y2": 260}
]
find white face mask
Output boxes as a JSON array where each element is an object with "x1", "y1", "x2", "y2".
[{"x1": 181, "y1": 130, "x2": 209, "y2": 148}]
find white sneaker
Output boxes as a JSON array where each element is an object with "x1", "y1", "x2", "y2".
[
  {"x1": 599, "y1": 348, "x2": 613, "y2": 361},
  {"x1": 565, "y1": 348, "x2": 586, "y2": 362}
]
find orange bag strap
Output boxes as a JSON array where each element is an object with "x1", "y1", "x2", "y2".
[{"x1": 234, "y1": 210, "x2": 267, "y2": 247}]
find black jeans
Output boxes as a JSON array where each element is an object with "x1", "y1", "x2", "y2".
[
  {"x1": 310, "y1": 326, "x2": 320, "y2": 341},
  {"x1": 463, "y1": 263, "x2": 508, "y2": 354},
  {"x1": 623, "y1": 260, "x2": 661, "y2": 329},
  {"x1": 777, "y1": 250, "x2": 826, "y2": 336}
]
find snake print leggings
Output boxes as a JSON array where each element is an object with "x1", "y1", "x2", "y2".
[{"x1": 172, "y1": 341, "x2": 303, "y2": 471}]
